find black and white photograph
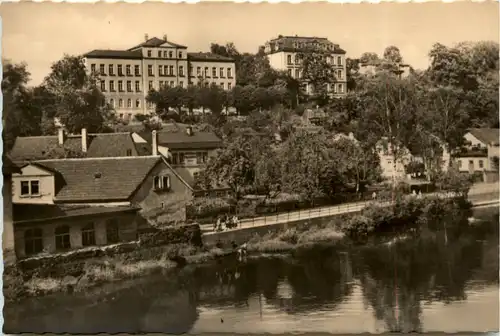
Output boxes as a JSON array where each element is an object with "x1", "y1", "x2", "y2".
[{"x1": 1, "y1": 1, "x2": 499, "y2": 334}]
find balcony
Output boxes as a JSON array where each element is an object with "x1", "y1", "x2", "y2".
[{"x1": 456, "y1": 146, "x2": 488, "y2": 158}]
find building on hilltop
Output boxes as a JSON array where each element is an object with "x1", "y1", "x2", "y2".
[
  {"x1": 263, "y1": 35, "x2": 347, "y2": 96},
  {"x1": 9, "y1": 154, "x2": 193, "y2": 259},
  {"x1": 83, "y1": 34, "x2": 237, "y2": 120}
]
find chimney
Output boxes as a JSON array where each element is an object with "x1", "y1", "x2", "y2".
[
  {"x1": 186, "y1": 126, "x2": 193, "y2": 136},
  {"x1": 57, "y1": 128, "x2": 66, "y2": 145},
  {"x1": 163, "y1": 34, "x2": 167, "y2": 41},
  {"x1": 152, "y1": 130, "x2": 158, "y2": 156},
  {"x1": 144, "y1": 33, "x2": 149, "y2": 41},
  {"x1": 81, "y1": 128, "x2": 88, "y2": 153}
]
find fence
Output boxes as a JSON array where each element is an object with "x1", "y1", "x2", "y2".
[{"x1": 201, "y1": 191, "x2": 469, "y2": 233}]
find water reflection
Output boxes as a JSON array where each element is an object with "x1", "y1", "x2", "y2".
[{"x1": 4, "y1": 214, "x2": 499, "y2": 334}]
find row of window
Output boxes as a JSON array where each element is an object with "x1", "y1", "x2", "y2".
[
  {"x1": 92, "y1": 64, "x2": 234, "y2": 79},
  {"x1": 23, "y1": 219, "x2": 121, "y2": 256},
  {"x1": 458, "y1": 159, "x2": 485, "y2": 169},
  {"x1": 20, "y1": 180, "x2": 40, "y2": 197},
  {"x1": 100, "y1": 79, "x2": 142, "y2": 93},
  {"x1": 171, "y1": 152, "x2": 208, "y2": 165},
  {"x1": 286, "y1": 54, "x2": 344, "y2": 66},
  {"x1": 146, "y1": 49, "x2": 183, "y2": 59},
  {"x1": 153, "y1": 175, "x2": 171, "y2": 191},
  {"x1": 288, "y1": 68, "x2": 344, "y2": 80},
  {"x1": 108, "y1": 98, "x2": 144, "y2": 109}
]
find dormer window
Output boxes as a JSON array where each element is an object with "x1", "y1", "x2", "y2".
[
  {"x1": 147, "y1": 50, "x2": 152, "y2": 57},
  {"x1": 154, "y1": 175, "x2": 171, "y2": 192},
  {"x1": 20, "y1": 180, "x2": 40, "y2": 197}
]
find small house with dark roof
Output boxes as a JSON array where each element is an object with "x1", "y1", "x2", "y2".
[
  {"x1": 133, "y1": 126, "x2": 223, "y2": 186},
  {"x1": 10, "y1": 155, "x2": 193, "y2": 259},
  {"x1": 82, "y1": 34, "x2": 236, "y2": 119},
  {"x1": 458, "y1": 128, "x2": 500, "y2": 179},
  {"x1": 9, "y1": 128, "x2": 149, "y2": 164}
]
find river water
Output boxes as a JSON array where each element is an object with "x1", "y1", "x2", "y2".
[{"x1": 4, "y1": 208, "x2": 499, "y2": 334}]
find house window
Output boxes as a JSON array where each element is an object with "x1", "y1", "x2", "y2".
[
  {"x1": 338, "y1": 83, "x2": 344, "y2": 93},
  {"x1": 287, "y1": 55, "x2": 292, "y2": 64},
  {"x1": 159, "y1": 81, "x2": 164, "y2": 88},
  {"x1": 110, "y1": 81, "x2": 115, "y2": 92},
  {"x1": 127, "y1": 81, "x2": 132, "y2": 92},
  {"x1": 179, "y1": 66, "x2": 184, "y2": 76},
  {"x1": 154, "y1": 175, "x2": 171, "y2": 191},
  {"x1": 136, "y1": 99, "x2": 141, "y2": 108},
  {"x1": 170, "y1": 81, "x2": 174, "y2": 87},
  {"x1": 204, "y1": 67, "x2": 209, "y2": 77},
  {"x1": 147, "y1": 50, "x2": 152, "y2": 57},
  {"x1": 220, "y1": 82, "x2": 224, "y2": 89},
  {"x1": 228, "y1": 83, "x2": 232, "y2": 90},
  {"x1": 179, "y1": 52, "x2": 183, "y2": 58},
  {"x1": 81, "y1": 222, "x2": 96, "y2": 246},
  {"x1": 127, "y1": 99, "x2": 132, "y2": 108},
  {"x1": 164, "y1": 51, "x2": 168, "y2": 58},
  {"x1": 337, "y1": 56, "x2": 342, "y2": 65},
  {"x1": 109, "y1": 98, "x2": 115, "y2": 108},
  {"x1": 99, "y1": 64, "x2": 105, "y2": 75},
  {"x1": 90, "y1": 64, "x2": 96, "y2": 74},
  {"x1": 55, "y1": 225, "x2": 71, "y2": 251},
  {"x1": 169, "y1": 65, "x2": 174, "y2": 76},
  {"x1": 118, "y1": 65, "x2": 123, "y2": 76},
  {"x1": 158, "y1": 65, "x2": 163, "y2": 76},
  {"x1": 148, "y1": 81, "x2": 153, "y2": 90},
  {"x1": 479, "y1": 160, "x2": 484, "y2": 169},
  {"x1": 134, "y1": 65, "x2": 140, "y2": 76},
  {"x1": 197, "y1": 67, "x2": 201, "y2": 76},
  {"x1": 119, "y1": 99, "x2": 124, "y2": 108},
  {"x1": 227, "y1": 67, "x2": 233, "y2": 78},
  {"x1": 295, "y1": 69, "x2": 300, "y2": 79},
  {"x1": 118, "y1": 80, "x2": 123, "y2": 92},
  {"x1": 158, "y1": 50, "x2": 162, "y2": 58},
  {"x1": 219, "y1": 67, "x2": 224, "y2": 78},
  {"x1": 126, "y1": 149, "x2": 132, "y2": 156},
  {"x1": 148, "y1": 65, "x2": 153, "y2": 76},
  {"x1": 24, "y1": 228, "x2": 43, "y2": 256},
  {"x1": 295, "y1": 55, "x2": 299, "y2": 64},
  {"x1": 106, "y1": 219, "x2": 120, "y2": 244},
  {"x1": 212, "y1": 67, "x2": 217, "y2": 77},
  {"x1": 469, "y1": 160, "x2": 474, "y2": 166},
  {"x1": 135, "y1": 81, "x2": 140, "y2": 92},
  {"x1": 169, "y1": 51, "x2": 173, "y2": 58},
  {"x1": 126, "y1": 65, "x2": 131, "y2": 76},
  {"x1": 179, "y1": 81, "x2": 184, "y2": 88},
  {"x1": 100, "y1": 80, "x2": 106, "y2": 92},
  {"x1": 287, "y1": 69, "x2": 292, "y2": 76},
  {"x1": 108, "y1": 64, "x2": 114, "y2": 76},
  {"x1": 20, "y1": 180, "x2": 40, "y2": 196}
]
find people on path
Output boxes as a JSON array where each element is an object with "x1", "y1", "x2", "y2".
[{"x1": 372, "y1": 191, "x2": 377, "y2": 200}]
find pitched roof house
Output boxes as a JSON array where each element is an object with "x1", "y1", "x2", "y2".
[{"x1": 9, "y1": 128, "x2": 148, "y2": 164}]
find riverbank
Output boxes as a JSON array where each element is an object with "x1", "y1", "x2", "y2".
[{"x1": 5, "y1": 194, "x2": 497, "y2": 302}]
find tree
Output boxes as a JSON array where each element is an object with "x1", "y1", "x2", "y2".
[
  {"x1": 383, "y1": 46, "x2": 403, "y2": 64},
  {"x1": 146, "y1": 86, "x2": 186, "y2": 119},
  {"x1": 43, "y1": 55, "x2": 113, "y2": 134},
  {"x1": 299, "y1": 48, "x2": 338, "y2": 99}
]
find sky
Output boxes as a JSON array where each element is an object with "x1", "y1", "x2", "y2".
[{"x1": 0, "y1": 1, "x2": 498, "y2": 86}]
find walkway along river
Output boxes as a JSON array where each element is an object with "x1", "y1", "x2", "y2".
[{"x1": 4, "y1": 206, "x2": 499, "y2": 334}]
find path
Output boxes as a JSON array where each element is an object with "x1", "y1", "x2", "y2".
[{"x1": 201, "y1": 183, "x2": 499, "y2": 235}]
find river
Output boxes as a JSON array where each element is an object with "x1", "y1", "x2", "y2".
[{"x1": 4, "y1": 207, "x2": 499, "y2": 334}]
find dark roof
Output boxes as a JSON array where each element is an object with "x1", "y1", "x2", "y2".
[
  {"x1": 13, "y1": 204, "x2": 139, "y2": 225},
  {"x1": 33, "y1": 156, "x2": 162, "y2": 202},
  {"x1": 267, "y1": 36, "x2": 346, "y2": 54},
  {"x1": 128, "y1": 37, "x2": 187, "y2": 50},
  {"x1": 138, "y1": 129, "x2": 222, "y2": 150},
  {"x1": 9, "y1": 132, "x2": 147, "y2": 163},
  {"x1": 3, "y1": 155, "x2": 21, "y2": 175},
  {"x1": 187, "y1": 52, "x2": 235, "y2": 62},
  {"x1": 468, "y1": 128, "x2": 500, "y2": 146},
  {"x1": 83, "y1": 49, "x2": 142, "y2": 59}
]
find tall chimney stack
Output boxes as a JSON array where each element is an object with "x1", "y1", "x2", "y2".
[
  {"x1": 144, "y1": 33, "x2": 149, "y2": 41},
  {"x1": 81, "y1": 128, "x2": 88, "y2": 153},
  {"x1": 152, "y1": 130, "x2": 158, "y2": 156},
  {"x1": 57, "y1": 128, "x2": 65, "y2": 145},
  {"x1": 163, "y1": 34, "x2": 167, "y2": 41}
]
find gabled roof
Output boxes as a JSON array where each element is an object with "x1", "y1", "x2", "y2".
[
  {"x1": 83, "y1": 49, "x2": 142, "y2": 59},
  {"x1": 9, "y1": 132, "x2": 148, "y2": 163},
  {"x1": 2, "y1": 154, "x2": 21, "y2": 175},
  {"x1": 188, "y1": 52, "x2": 235, "y2": 63},
  {"x1": 138, "y1": 130, "x2": 223, "y2": 150},
  {"x1": 468, "y1": 128, "x2": 500, "y2": 146},
  {"x1": 32, "y1": 156, "x2": 162, "y2": 203},
  {"x1": 128, "y1": 37, "x2": 187, "y2": 50}
]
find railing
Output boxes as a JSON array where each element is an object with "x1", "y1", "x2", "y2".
[{"x1": 201, "y1": 191, "x2": 470, "y2": 234}]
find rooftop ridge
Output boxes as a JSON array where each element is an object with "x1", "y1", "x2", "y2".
[{"x1": 33, "y1": 155, "x2": 161, "y2": 163}]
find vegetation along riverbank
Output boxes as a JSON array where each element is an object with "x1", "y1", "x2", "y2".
[{"x1": 5, "y1": 192, "x2": 497, "y2": 303}]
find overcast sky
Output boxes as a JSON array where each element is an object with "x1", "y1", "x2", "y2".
[{"x1": 0, "y1": 1, "x2": 498, "y2": 86}]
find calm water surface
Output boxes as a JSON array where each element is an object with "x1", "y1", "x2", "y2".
[{"x1": 4, "y1": 208, "x2": 499, "y2": 334}]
